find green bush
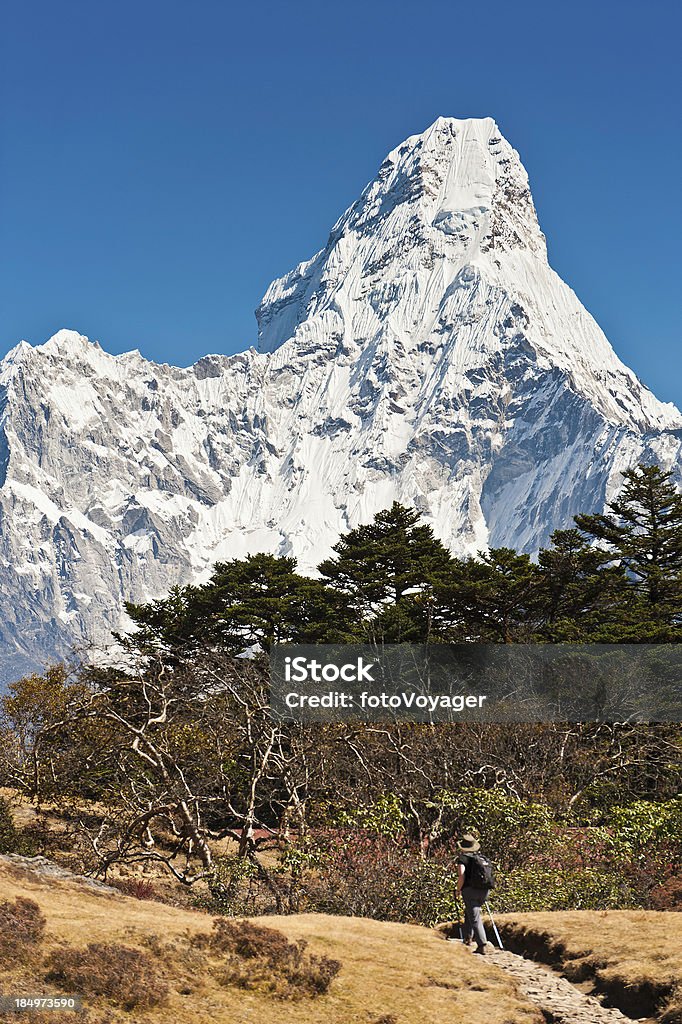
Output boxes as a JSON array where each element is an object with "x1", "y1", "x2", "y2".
[
  {"x1": 193, "y1": 854, "x2": 264, "y2": 916},
  {"x1": 604, "y1": 797, "x2": 682, "y2": 853},
  {"x1": 436, "y1": 787, "x2": 558, "y2": 867},
  {"x1": 295, "y1": 787, "x2": 668, "y2": 920},
  {"x1": 492, "y1": 866, "x2": 637, "y2": 912},
  {"x1": 337, "y1": 793, "x2": 406, "y2": 837},
  {"x1": 0, "y1": 795, "x2": 19, "y2": 854}
]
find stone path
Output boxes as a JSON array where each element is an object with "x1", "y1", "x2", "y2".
[{"x1": 449, "y1": 940, "x2": 642, "y2": 1024}]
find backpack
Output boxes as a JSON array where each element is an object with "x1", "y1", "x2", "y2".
[{"x1": 468, "y1": 852, "x2": 496, "y2": 890}]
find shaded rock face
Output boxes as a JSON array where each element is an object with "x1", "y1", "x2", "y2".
[
  {"x1": 0, "y1": 116, "x2": 680, "y2": 682},
  {"x1": 0, "y1": 854, "x2": 119, "y2": 894}
]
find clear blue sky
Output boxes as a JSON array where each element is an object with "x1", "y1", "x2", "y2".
[{"x1": 2, "y1": 0, "x2": 680, "y2": 406}]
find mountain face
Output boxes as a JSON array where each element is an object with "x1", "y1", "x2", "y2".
[{"x1": 1, "y1": 116, "x2": 681, "y2": 681}]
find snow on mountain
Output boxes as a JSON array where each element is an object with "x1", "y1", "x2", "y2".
[{"x1": 1, "y1": 117, "x2": 680, "y2": 681}]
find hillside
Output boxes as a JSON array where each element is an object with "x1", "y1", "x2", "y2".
[{"x1": 0, "y1": 854, "x2": 541, "y2": 1024}]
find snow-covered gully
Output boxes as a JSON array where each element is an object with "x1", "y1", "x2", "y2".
[{"x1": 453, "y1": 943, "x2": 644, "y2": 1024}]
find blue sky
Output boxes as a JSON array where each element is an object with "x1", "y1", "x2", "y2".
[{"x1": 2, "y1": 0, "x2": 680, "y2": 406}]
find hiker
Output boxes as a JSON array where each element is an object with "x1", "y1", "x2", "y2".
[{"x1": 456, "y1": 833, "x2": 495, "y2": 955}]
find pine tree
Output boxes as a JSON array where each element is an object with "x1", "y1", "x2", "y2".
[
  {"x1": 536, "y1": 528, "x2": 631, "y2": 640},
  {"x1": 431, "y1": 548, "x2": 542, "y2": 643},
  {"x1": 317, "y1": 503, "x2": 453, "y2": 627},
  {"x1": 124, "y1": 553, "x2": 348, "y2": 655},
  {"x1": 574, "y1": 464, "x2": 682, "y2": 613}
]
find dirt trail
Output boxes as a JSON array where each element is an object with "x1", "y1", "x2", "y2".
[{"x1": 451, "y1": 942, "x2": 644, "y2": 1024}]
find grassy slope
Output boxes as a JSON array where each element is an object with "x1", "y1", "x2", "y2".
[
  {"x1": 498, "y1": 911, "x2": 682, "y2": 1023},
  {"x1": 0, "y1": 859, "x2": 541, "y2": 1024}
]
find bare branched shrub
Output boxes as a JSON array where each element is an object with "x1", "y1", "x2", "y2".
[
  {"x1": 45, "y1": 942, "x2": 168, "y2": 1010},
  {"x1": 650, "y1": 877, "x2": 682, "y2": 911}
]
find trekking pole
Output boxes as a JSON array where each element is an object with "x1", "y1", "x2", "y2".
[
  {"x1": 454, "y1": 891, "x2": 464, "y2": 941},
  {"x1": 485, "y1": 901, "x2": 504, "y2": 949}
]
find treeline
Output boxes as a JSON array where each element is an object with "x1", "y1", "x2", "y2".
[
  {"x1": 0, "y1": 463, "x2": 680, "y2": 919},
  {"x1": 123, "y1": 464, "x2": 682, "y2": 656}
]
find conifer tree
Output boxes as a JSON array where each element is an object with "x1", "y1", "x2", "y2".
[
  {"x1": 574, "y1": 464, "x2": 682, "y2": 613},
  {"x1": 123, "y1": 553, "x2": 347, "y2": 655},
  {"x1": 431, "y1": 548, "x2": 542, "y2": 642},
  {"x1": 317, "y1": 503, "x2": 453, "y2": 624},
  {"x1": 536, "y1": 529, "x2": 631, "y2": 640}
]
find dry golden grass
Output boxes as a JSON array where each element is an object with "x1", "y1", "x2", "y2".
[
  {"x1": 499, "y1": 911, "x2": 682, "y2": 1024},
  {"x1": 0, "y1": 857, "x2": 541, "y2": 1024}
]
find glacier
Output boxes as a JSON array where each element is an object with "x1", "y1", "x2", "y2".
[{"x1": 1, "y1": 116, "x2": 680, "y2": 682}]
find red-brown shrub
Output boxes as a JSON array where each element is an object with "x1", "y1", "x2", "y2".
[
  {"x1": 109, "y1": 877, "x2": 158, "y2": 901},
  {"x1": 649, "y1": 876, "x2": 682, "y2": 911},
  {"x1": 45, "y1": 942, "x2": 168, "y2": 1010},
  {"x1": 0, "y1": 897, "x2": 46, "y2": 961},
  {"x1": 194, "y1": 918, "x2": 341, "y2": 999}
]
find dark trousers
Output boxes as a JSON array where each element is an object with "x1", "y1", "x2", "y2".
[{"x1": 461, "y1": 886, "x2": 488, "y2": 947}]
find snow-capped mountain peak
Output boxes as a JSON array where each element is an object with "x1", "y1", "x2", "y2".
[
  {"x1": 0, "y1": 116, "x2": 680, "y2": 681},
  {"x1": 356, "y1": 115, "x2": 546, "y2": 257},
  {"x1": 257, "y1": 115, "x2": 549, "y2": 357},
  {"x1": 257, "y1": 117, "x2": 679, "y2": 436}
]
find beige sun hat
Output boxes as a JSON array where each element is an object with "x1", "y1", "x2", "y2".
[{"x1": 457, "y1": 833, "x2": 480, "y2": 853}]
